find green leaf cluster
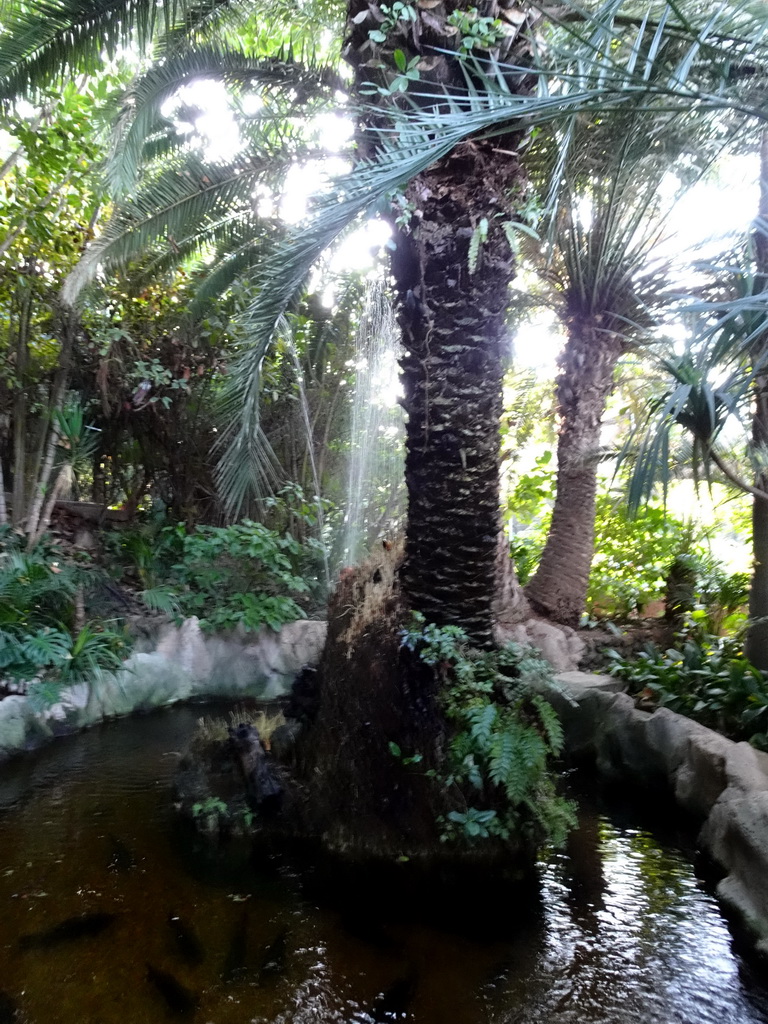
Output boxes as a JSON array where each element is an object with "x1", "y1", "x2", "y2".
[
  {"x1": 109, "y1": 516, "x2": 315, "y2": 633},
  {"x1": 0, "y1": 528, "x2": 129, "y2": 702},
  {"x1": 400, "y1": 614, "x2": 576, "y2": 848},
  {"x1": 608, "y1": 633, "x2": 768, "y2": 747}
]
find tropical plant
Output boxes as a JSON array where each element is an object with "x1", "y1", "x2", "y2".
[
  {"x1": 138, "y1": 519, "x2": 315, "y2": 631},
  {"x1": 607, "y1": 634, "x2": 768, "y2": 749},
  {"x1": 400, "y1": 613, "x2": 576, "y2": 846},
  {"x1": 0, "y1": 526, "x2": 129, "y2": 699},
  {"x1": 523, "y1": 100, "x2": 741, "y2": 627}
]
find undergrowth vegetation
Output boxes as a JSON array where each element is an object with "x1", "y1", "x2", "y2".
[
  {"x1": 608, "y1": 632, "x2": 768, "y2": 750},
  {"x1": 109, "y1": 516, "x2": 322, "y2": 633},
  {"x1": 400, "y1": 614, "x2": 576, "y2": 848},
  {"x1": 0, "y1": 527, "x2": 128, "y2": 707}
]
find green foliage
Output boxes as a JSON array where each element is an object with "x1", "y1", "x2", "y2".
[
  {"x1": 447, "y1": 8, "x2": 505, "y2": 53},
  {"x1": 366, "y1": 2, "x2": 417, "y2": 44},
  {"x1": 400, "y1": 614, "x2": 576, "y2": 848},
  {"x1": 608, "y1": 633, "x2": 768, "y2": 747},
  {"x1": 588, "y1": 498, "x2": 693, "y2": 618},
  {"x1": 110, "y1": 516, "x2": 313, "y2": 633},
  {"x1": 0, "y1": 529, "x2": 79, "y2": 629},
  {"x1": 191, "y1": 796, "x2": 228, "y2": 818},
  {"x1": 508, "y1": 459, "x2": 692, "y2": 616},
  {"x1": 0, "y1": 528, "x2": 129, "y2": 701}
]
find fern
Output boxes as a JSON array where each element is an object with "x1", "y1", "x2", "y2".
[
  {"x1": 467, "y1": 217, "x2": 488, "y2": 274},
  {"x1": 468, "y1": 702, "x2": 497, "y2": 745},
  {"x1": 140, "y1": 585, "x2": 180, "y2": 615},
  {"x1": 531, "y1": 694, "x2": 565, "y2": 755},
  {"x1": 403, "y1": 615, "x2": 575, "y2": 849}
]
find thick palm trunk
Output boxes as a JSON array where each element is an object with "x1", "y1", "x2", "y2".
[
  {"x1": 293, "y1": 4, "x2": 534, "y2": 857},
  {"x1": 525, "y1": 319, "x2": 623, "y2": 627},
  {"x1": 392, "y1": 151, "x2": 521, "y2": 646},
  {"x1": 342, "y1": 0, "x2": 535, "y2": 645}
]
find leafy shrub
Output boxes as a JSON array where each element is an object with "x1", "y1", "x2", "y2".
[
  {"x1": 607, "y1": 634, "x2": 768, "y2": 747},
  {"x1": 0, "y1": 528, "x2": 129, "y2": 704},
  {"x1": 400, "y1": 615, "x2": 576, "y2": 847},
  {"x1": 587, "y1": 498, "x2": 691, "y2": 618},
  {"x1": 134, "y1": 519, "x2": 313, "y2": 633},
  {"x1": 505, "y1": 463, "x2": 694, "y2": 616}
]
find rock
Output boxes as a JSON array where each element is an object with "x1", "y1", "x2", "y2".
[
  {"x1": 228, "y1": 723, "x2": 283, "y2": 814},
  {"x1": 269, "y1": 721, "x2": 302, "y2": 763},
  {"x1": 0, "y1": 696, "x2": 48, "y2": 757},
  {"x1": 496, "y1": 617, "x2": 584, "y2": 672},
  {"x1": 550, "y1": 670, "x2": 768, "y2": 959},
  {"x1": 0, "y1": 618, "x2": 328, "y2": 762}
]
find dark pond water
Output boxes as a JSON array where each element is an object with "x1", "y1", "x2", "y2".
[{"x1": 1, "y1": 705, "x2": 767, "y2": 1024}]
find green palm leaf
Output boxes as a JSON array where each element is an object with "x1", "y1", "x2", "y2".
[{"x1": 109, "y1": 45, "x2": 340, "y2": 195}]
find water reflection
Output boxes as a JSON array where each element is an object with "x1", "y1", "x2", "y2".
[{"x1": 0, "y1": 707, "x2": 765, "y2": 1024}]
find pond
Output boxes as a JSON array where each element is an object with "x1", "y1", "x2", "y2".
[{"x1": 0, "y1": 705, "x2": 767, "y2": 1024}]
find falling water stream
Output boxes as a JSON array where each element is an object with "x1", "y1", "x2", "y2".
[
  {"x1": 0, "y1": 705, "x2": 767, "y2": 1024},
  {"x1": 286, "y1": 333, "x2": 331, "y2": 594},
  {"x1": 341, "y1": 281, "x2": 404, "y2": 569}
]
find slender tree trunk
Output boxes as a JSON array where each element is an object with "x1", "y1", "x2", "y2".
[
  {"x1": 746, "y1": 130, "x2": 768, "y2": 669},
  {"x1": 11, "y1": 286, "x2": 33, "y2": 526},
  {"x1": 525, "y1": 320, "x2": 623, "y2": 627},
  {"x1": 26, "y1": 308, "x2": 77, "y2": 542}
]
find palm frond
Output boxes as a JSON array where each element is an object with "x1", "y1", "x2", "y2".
[
  {"x1": 109, "y1": 45, "x2": 340, "y2": 195},
  {"x1": 622, "y1": 335, "x2": 761, "y2": 510},
  {"x1": 61, "y1": 145, "x2": 296, "y2": 302},
  {"x1": 0, "y1": 0, "x2": 226, "y2": 101}
]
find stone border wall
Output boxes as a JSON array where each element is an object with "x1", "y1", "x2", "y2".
[
  {"x1": 552, "y1": 671, "x2": 768, "y2": 959},
  {"x1": 0, "y1": 618, "x2": 327, "y2": 763}
]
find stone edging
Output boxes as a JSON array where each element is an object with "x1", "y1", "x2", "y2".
[
  {"x1": 0, "y1": 618, "x2": 328, "y2": 763},
  {"x1": 551, "y1": 670, "x2": 768, "y2": 959}
]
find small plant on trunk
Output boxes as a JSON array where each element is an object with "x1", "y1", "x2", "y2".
[{"x1": 400, "y1": 614, "x2": 576, "y2": 848}]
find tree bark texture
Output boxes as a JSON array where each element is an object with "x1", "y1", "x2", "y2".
[
  {"x1": 525, "y1": 319, "x2": 624, "y2": 627},
  {"x1": 392, "y1": 147, "x2": 522, "y2": 647},
  {"x1": 343, "y1": 0, "x2": 537, "y2": 645}
]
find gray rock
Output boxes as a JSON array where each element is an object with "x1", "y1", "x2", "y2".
[
  {"x1": 552, "y1": 670, "x2": 768, "y2": 959},
  {"x1": 0, "y1": 618, "x2": 328, "y2": 761},
  {"x1": 496, "y1": 617, "x2": 585, "y2": 672}
]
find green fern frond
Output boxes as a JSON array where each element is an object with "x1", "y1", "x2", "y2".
[
  {"x1": 531, "y1": 693, "x2": 565, "y2": 755},
  {"x1": 140, "y1": 586, "x2": 180, "y2": 615}
]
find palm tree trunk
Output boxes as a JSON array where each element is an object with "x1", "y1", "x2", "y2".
[
  {"x1": 525, "y1": 319, "x2": 623, "y2": 627},
  {"x1": 392, "y1": 148, "x2": 522, "y2": 647}
]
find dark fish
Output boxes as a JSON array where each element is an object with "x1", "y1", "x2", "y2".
[
  {"x1": 371, "y1": 973, "x2": 418, "y2": 1022},
  {"x1": 18, "y1": 912, "x2": 117, "y2": 950},
  {"x1": 167, "y1": 912, "x2": 204, "y2": 966},
  {"x1": 256, "y1": 930, "x2": 287, "y2": 982},
  {"x1": 0, "y1": 991, "x2": 18, "y2": 1024},
  {"x1": 107, "y1": 834, "x2": 136, "y2": 872},
  {"x1": 146, "y1": 963, "x2": 198, "y2": 1017},
  {"x1": 222, "y1": 909, "x2": 249, "y2": 983}
]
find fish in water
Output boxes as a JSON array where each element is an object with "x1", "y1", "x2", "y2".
[
  {"x1": 146, "y1": 963, "x2": 198, "y2": 1017},
  {"x1": 256, "y1": 930, "x2": 288, "y2": 982},
  {"x1": 371, "y1": 972, "x2": 418, "y2": 1022},
  {"x1": 0, "y1": 991, "x2": 18, "y2": 1023},
  {"x1": 221, "y1": 909, "x2": 249, "y2": 983},
  {"x1": 167, "y1": 912, "x2": 204, "y2": 966},
  {"x1": 18, "y1": 912, "x2": 117, "y2": 950},
  {"x1": 107, "y1": 834, "x2": 136, "y2": 873}
]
